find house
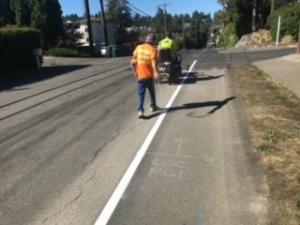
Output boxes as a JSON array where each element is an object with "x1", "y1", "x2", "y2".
[
  {"x1": 76, "y1": 20, "x2": 115, "y2": 53},
  {"x1": 63, "y1": 20, "x2": 115, "y2": 53}
]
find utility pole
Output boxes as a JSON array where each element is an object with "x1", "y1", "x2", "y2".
[
  {"x1": 84, "y1": 0, "x2": 94, "y2": 55},
  {"x1": 163, "y1": 3, "x2": 168, "y2": 36},
  {"x1": 99, "y1": 0, "x2": 109, "y2": 46},
  {"x1": 297, "y1": 23, "x2": 300, "y2": 54},
  {"x1": 181, "y1": 17, "x2": 186, "y2": 48},
  {"x1": 252, "y1": 0, "x2": 257, "y2": 32},
  {"x1": 271, "y1": 0, "x2": 275, "y2": 14},
  {"x1": 276, "y1": 16, "x2": 281, "y2": 47},
  {"x1": 158, "y1": 3, "x2": 170, "y2": 36}
]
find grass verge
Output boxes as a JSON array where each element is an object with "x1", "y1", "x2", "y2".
[{"x1": 230, "y1": 66, "x2": 300, "y2": 225}]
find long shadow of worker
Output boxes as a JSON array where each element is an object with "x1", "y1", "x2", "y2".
[
  {"x1": 142, "y1": 97, "x2": 236, "y2": 120},
  {"x1": 158, "y1": 72, "x2": 224, "y2": 85},
  {"x1": 182, "y1": 73, "x2": 224, "y2": 84}
]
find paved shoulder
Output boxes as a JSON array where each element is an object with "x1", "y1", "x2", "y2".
[
  {"x1": 106, "y1": 51, "x2": 270, "y2": 225},
  {"x1": 253, "y1": 54, "x2": 300, "y2": 98}
]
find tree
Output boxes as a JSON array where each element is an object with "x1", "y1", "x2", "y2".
[
  {"x1": 106, "y1": 0, "x2": 132, "y2": 44},
  {"x1": 31, "y1": 0, "x2": 63, "y2": 49},
  {"x1": 268, "y1": 2, "x2": 300, "y2": 39},
  {"x1": 151, "y1": 7, "x2": 172, "y2": 39},
  {"x1": 213, "y1": 10, "x2": 228, "y2": 28},
  {"x1": 10, "y1": 0, "x2": 32, "y2": 26},
  {"x1": 172, "y1": 14, "x2": 183, "y2": 33},
  {"x1": 258, "y1": 0, "x2": 271, "y2": 29},
  {"x1": 132, "y1": 14, "x2": 151, "y2": 28},
  {"x1": 217, "y1": 0, "x2": 271, "y2": 36},
  {"x1": 185, "y1": 11, "x2": 210, "y2": 48},
  {"x1": 1, "y1": 0, "x2": 64, "y2": 49},
  {"x1": 63, "y1": 14, "x2": 81, "y2": 21},
  {"x1": 271, "y1": 0, "x2": 295, "y2": 13},
  {"x1": 0, "y1": 0, "x2": 14, "y2": 26},
  {"x1": 252, "y1": 0, "x2": 257, "y2": 31},
  {"x1": 271, "y1": 0, "x2": 275, "y2": 13},
  {"x1": 44, "y1": 0, "x2": 63, "y2": 47}
]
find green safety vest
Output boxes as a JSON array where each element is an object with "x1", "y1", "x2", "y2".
[{"x1": 158, "y1": 37, "x2": 176, "y2": 50}]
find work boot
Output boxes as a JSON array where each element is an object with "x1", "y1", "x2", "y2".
[
  {"x1": 138, "y1": 111, "x2": 144, "y2": 118},
  {"x1": 150, "y1": 106, "x2": 160, "y2": 112}
]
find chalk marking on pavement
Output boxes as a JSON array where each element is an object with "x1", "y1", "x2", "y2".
[
  {"x1": 94, "y1": 60, "x2": 197, "y2": 225},
  {"x1": 197, "y1": 209, "x2": 205, "y2": 225}
]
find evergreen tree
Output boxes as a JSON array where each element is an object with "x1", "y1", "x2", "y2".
[
  {"x1": 63, "y1": 14, "x2": 81, "y2": 21},
  {"x1": 215, "y1": 0, "x2": 294, "y2": 36},
  {"x1": 151, "y1": 7, "x2": 172, "y2": 38},
  {"x1": 150, "y1": 8, "x2": 210, "y2": 49},
  {"x1": 44, "y1": 0, "x2": 64, "y2": 48},
  {"x1": 10, "y1": 0, "x2": 32, "y2": 26},
  {"x1": 0, "y1": 0, "x2": 14, "y2": 26},
  {"x1": 186, "y1": 11, "x2": 210, "y2": 48},
  {"x1": 106, "y1": 0, "x2": 132, "y2": 44},
  {"x1": 31, "y1": 0, "x2": 63, "y2": 49},
  {"x1": 172, "y1": 15, "x2": 183, "y2": 33},
  {"x1": 132, "y1": 14, "x2": 151, "y2": 28}
]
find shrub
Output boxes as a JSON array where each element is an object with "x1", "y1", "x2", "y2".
[
  {"x1": 47, "y1": 48, "x2": 86, "y2": 57},
  {"x1": 268, "y1": 3, "x2": 300, "y2": 41},
  {"x1": 223, "y1": 23, "x2": 239, "y2": 48},
  {"x1": 0, "y1": 27, "x2": 41, "y2": 70}
]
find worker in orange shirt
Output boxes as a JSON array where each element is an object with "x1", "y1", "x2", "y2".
[{"x1": 131, "y1": 33, "x2": 159, "y2": 118}]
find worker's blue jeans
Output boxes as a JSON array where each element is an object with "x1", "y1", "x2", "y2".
[{"x1": 137, "y1": 78, "x2": 156, "y2": 112}]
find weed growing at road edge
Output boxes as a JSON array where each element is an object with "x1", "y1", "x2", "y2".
[
  {"x1": 257, "y1": 144, "x2": 272, "y2": 152},
  {"x1": 230, "y1": 66, "x2": 300, "y2": 225},
  {"x1": 262, "y1": 130, "x2": 280, "y2": 143}
]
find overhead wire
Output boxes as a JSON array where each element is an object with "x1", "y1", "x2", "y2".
[{"x1": 127, "y1": 2, "x2": 151, "y2": 17}]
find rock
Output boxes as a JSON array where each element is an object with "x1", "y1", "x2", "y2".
[
  {"x1": 235, "y1": 34, "x2": 253, "y2": 48},
  {"x1": 250, "y1": 30, "x2": 272, "y2": 45},
  {"x1": 281, "y1": 35, "x2": 295, "y2": 44},
  {"x1": 235, "y1": 29, "x2": 272, "y2": 48}
]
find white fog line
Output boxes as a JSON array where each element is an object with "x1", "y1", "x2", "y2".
[{"x1": 94, "y1": 60, "x2": 197, "y2": 225}]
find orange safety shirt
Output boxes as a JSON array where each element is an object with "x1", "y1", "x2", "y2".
[{"x1": 133, "y1": 43, "x2": 157, "y2": 80}]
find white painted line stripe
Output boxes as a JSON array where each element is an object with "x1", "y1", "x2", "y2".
[{"x1": 94, "y1": 60, "x2": 197, "y2": 225}]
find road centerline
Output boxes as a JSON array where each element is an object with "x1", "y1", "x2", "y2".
[{"x1": 93, "y1": 60, "x2": 197, "y2": 225}]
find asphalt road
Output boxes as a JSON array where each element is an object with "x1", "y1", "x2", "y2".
[{"x1": 0, "y1": 47, "x2": 295, "y2": 225}]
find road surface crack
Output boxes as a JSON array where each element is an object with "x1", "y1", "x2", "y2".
[{"x1": 41, "y1": 191, "x2": 82, "y2": 225}]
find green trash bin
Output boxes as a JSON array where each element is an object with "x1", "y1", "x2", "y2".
[{"x1": 111, "y1": 45, "x2": 122, "y2": 57}]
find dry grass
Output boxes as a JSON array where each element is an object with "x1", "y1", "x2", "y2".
[{"x1": 230, "y1": 66, "x2": 300, "y2": 225}]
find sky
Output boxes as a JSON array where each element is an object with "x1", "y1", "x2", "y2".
[{"x1": 58, "y1": 0, "x2": 223, "y2": 17}]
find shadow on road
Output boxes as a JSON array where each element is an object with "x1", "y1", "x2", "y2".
[
  {"x1": 142, "y1": 97, "x2": 236, "y2": 120},
  {"x1": 183, "y1": 73, "x2": 224, "y2": 84},
  {"x1": 0, "y1": 65, "x2": 90, "y2": 91},
  {"x1": 158, "y1": 73, "x2": 224, "y2": 85}
]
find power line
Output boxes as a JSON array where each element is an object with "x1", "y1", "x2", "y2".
[
  {"x1": 128, "y1": 2, "x2": 151, "y2": 17},
  {"x1": 130, "y1": 0, "x2": 156, "y2": 15},
  {"x1": 127, "y1": 5, "x2": 142, "y2": 16},
  {"x1": 128, "y1": 3, "x2": 151, "y2": 17},
  {"x1": 128, "y1": 7, "x2": 149, "y2": 17},
  {"x1": 130, "y1": 0, "x2": 150, "y2": 11}
]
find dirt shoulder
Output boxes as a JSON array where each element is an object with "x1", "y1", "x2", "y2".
[{"x1": 229, "y1": 66, "x2": 300, "y2": 225}]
